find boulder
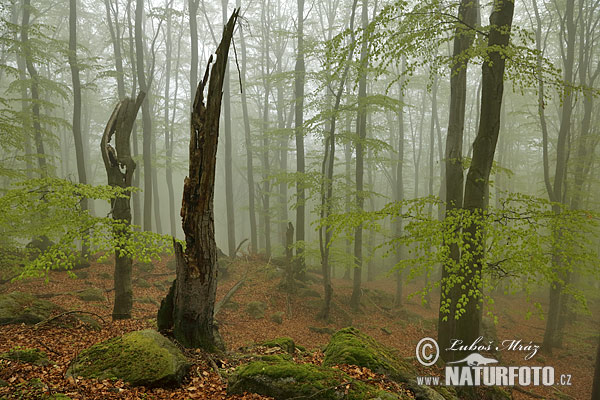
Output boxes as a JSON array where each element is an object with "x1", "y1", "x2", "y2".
[
  {"x1": 245, "y1": 301, "x2": 266, "y2": 319},
  {"x1": 67, "y1": 329, "x2": 190, "y2": 387},
  {"x1": 261, "y1": 337, "x2": 295, "y2": 354},
  {"x1": 323, "y1": 327, "x2": 457, "y2": 400},
  {"x1": 1, "y1": 347, "x2": 50, "y2": 366},
  {"x1": 75, "y1": 288, "x2": 105, "y2": 302},
  {"x1": 227, "y1": 355, "x2": 401, "y2": 399},
  {"x1": 270, "y1": 311, "x2": 284, "y2": 324},
  {"x1": 0, "y1": 292, "x2": 60, "y2": 325}
]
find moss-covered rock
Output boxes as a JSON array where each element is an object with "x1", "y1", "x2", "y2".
[
  {"x1": 324, "y1": 327, "x2": 456, "y2": 400},
  {"x1": 0, "y1": 292, "x2": 60, "y2": 325},
  {"x1": 135, "y1": 261, "x2": 155, "y2": 273},
  {"x1": 298, "y1": 288, "x2": 321, "y2": 298},
  {"x1": 98, "y1": 272, "x2": 112, "y2": 280},
  {"x1": 270, "y1": 311, "x2": 284, "y2": 324},
  {"x1": 245, "y1": 301, "x2": 266, "y2": 319},
  {"x1": 1, "y1": 347, "x2": 50, "y2": 366},
  {"x1": 75, "y1": 287, "x2": 105, "y2": 302},
  {"x1": 262, "y1": 337, "x2": 295, "y2": 354},
  {"x1": 227, "y1": 355, "x2": 403, "y2": 399},
  {"x1": 67, "y1": 329, "x2": 189, "y2": 387},
  {"x1": 134, "y1": 278, "x2": 151, "y2": 288}
]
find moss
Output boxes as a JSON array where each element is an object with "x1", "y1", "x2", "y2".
[
  {"x1": 67, "y1": 329, "x2": 189, "y2": 387},
  {"x1": 245, "y1": 301, "x2": 266, "y2": 319},
  {"x1": 0, "y1": 292, "x2": 60, "y2": 325},
  {"x1": 270, "y1": 311, "x2": 284, "y2": 324},
  {"x1": 135, "y1": 261, "x2": 155, "y2": 273},
  {"x1": 309, "y1": 326, "x2": 335, "y2": 335},
  {"x1": 75, "y1": 288, "x2": 105, "y2": 302},
  {"x1": 228, "y1": 357, "x2": 401, "y2": 399},
  {"x1": 324, "y1": 328, "x2": 458, "y2": 400},
  {"x1": 135, "y1": 297, "x2": 158, "y2": 306},
  {"x1": 98, "y1": 272, "x2": 112, "y2": 280},
  {"x1": 134, "y1": 278, "x2": 151, "y2": 288},
  {"x1": 299, "y1": 288, "x2": 321, "y2": 298},
  {"x1": 1, "y1": 347, "x2": 50, "y2": 366},
  {"x1": 262, "y1": 337, "x2": 295, "y2": 354}
]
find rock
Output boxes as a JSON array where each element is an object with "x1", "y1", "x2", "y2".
[
  {"x1": 134, "y1": 278, "x2": 151, "y2": 288},
  {"x1": 67, "y1": 329, "x2": 190, "y2": 387},
  {"x1": 323, "y1": 327, "x2": 457, "y2": 400},
  {"x1": 262, "y1": 337, "x2": 295, "y2": 354},
  {"x1": 245, "y1": 301, "x2": 266, "y2": 319},
  {"x1": 381, "y1": 327, "x2": 392, "y2": 335},
  {"x1": 227, "y1": 355, "x2": 400, "y2": 399},
  {"x1": 25, "y1": 236, "x2": 54, "y2": 258},
  {"x1": 75, "y1": 271, "x2": 89, "y2": 279},
  {"x1": 270, "y1": 311, "x2": 284, "y2": 324},
  {"x1": 75, "y1": 288, "x2": 105, "y2": 302},
  {"x1": 135, "y1": 297, "x2": 158, "y2": 306},
  {"x1": 0, "y1": 292, "x2": 60, "y2": 325},
  {"x1": 98, "y1": 272, "x2": 112, "y2": 280},
  {"x1": 309, "y1": 326, "x2": 335, "y2": 335},
  {"x1": 1, "y1": 347, "x2": 50, "y2": 366}
]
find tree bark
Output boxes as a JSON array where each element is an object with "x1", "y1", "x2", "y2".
[
  {"x1": 101, "y1": 92, "x2": 145, "y2": 320},
  {"x1": 237, "y1": 1, "x2": 257, "y2": 252},
  {"x1": 21, "y1": 0, "x2": 47, "y2": 176},
  {"x1": 135, "y1": 0, "x2": 153, "y2": 232},
  {"x1": 350, "y1": 0, "x2": 369, "y2": 311},
  {"x1": 294, "y1": 0, "x2": 306, "y2": 271},
  {"x1": 437, "y1": 0, "x2": 478, "y2": 361},
  {"x1": 158, "y1": 10, "x2": 238, "y2": 349},
  {"x1": 458, "y1": 0, "x2": 513, "y2": 353}
]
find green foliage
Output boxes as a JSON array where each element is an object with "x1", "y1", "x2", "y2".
[
  {"x1": 322, "y1": 193, "x2": 600, "y2": 320},
  {"x1": 0, "y1": 178, "x2": 173, "y2": 280}
]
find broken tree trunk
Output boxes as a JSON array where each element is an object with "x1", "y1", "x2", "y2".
[
  {"x1": 157, "y1": 9, "x2": 238, "y2": 350},
  {"x1": 101, "y1": 91, "x2": 145, "y2": 321}
]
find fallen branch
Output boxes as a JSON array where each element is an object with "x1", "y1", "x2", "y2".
[
  {"x1": 214, "y1": 277, "x2": 246, "y2": 316},
  {"x1": 34, "y1": 310, "x2": 106, "y2": 329},
  {"x1": 234, "y1": 238, "x2": 248, "y2": 256}
]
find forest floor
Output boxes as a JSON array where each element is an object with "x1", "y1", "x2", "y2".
[{"x1": 0, "y1": 254, "x2": 597, "y2": 399}]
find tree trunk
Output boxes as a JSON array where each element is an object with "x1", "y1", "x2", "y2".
[
  {"x1": 237, "y1": 0, "x2": 257, "y2": 251},
  {"x1": 458, "y1": 0, "x2": 513, "y2": 353},
  {"x1": 127, "y1": 0, "x2": 141, "y2": 228},
  {"x1": 68, "y1": 0, "x2": 89, "y2": 255},
  {"x1": 350, "y1": 0, "x2": 369, "y2": 311},
  {"x1": 393, "y1": 59, "x2": 405, "y2": 308},
  {"x1": 105, "y1": 0, "x2": 126, "y2": 99},
  {"x1": 437, "y1": 0, "x2": 478, "y2": 362},
  {"x1": 21, "y1": 0, "x2": 47, "y2": 176},
  {"x1": 592, "y1": 333, "x2": 600, "y2": 400},
  {"x1": 222, "y1": 0, "x2": 236, "y2": 258},
  {"x1": 101, "y1": 92, "x2": 145, "y2": 320},
  {"x1": 135, "y1": 0, "x2": 153, "y2": 232},
  {"x1": 158, "y1": 10, "x2": 238, "y2": 349},
  {"x1": 294, "y1": 0, "x2": 306, "y2": 271}
]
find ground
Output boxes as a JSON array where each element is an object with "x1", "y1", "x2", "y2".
[{"x1": 0, "y1": 253, "x2": 597, "y2": 399}]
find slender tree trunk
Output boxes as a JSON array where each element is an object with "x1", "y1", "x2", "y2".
[
  {"x1": 543, "y1": 0, "x2": 577, "y2": 352},
  {"x1": 189, "y1": 0, "x2": 199, "y2": 105},
  {"x1": 458, "y1": 0, "x2": 513, "y2": 354},
  {"x1": 157, "y1": 11, "x2": 238, "y2": 349},
  {"x1": 101, "y1": 93, "x2": 145, "y2": 320},
  {"x1": 437, "y1": 0, "x2": 478, "y2": 362},
  {"x1": 127, "y1": 0, "x2": 141, "y2": 227},
  {"x1": 221, "y1": 0, "x2": 236, "y2": 257},
  {"x1": 393, "y1": 59, "x2": 405, "y2": 308},
  {"x1": 68, "y1": 0, "x2": 89, "y2": 255},
  {"x1": 21, "y1": 0, "x2": 47, "y2": 176},
  {"x1": 135, "y1": 0, "x2": 153, "y2": 232},
  {"x1": 237, "y1": 1, "x2": 257, "y2": 252},
  {"x1": 105, "y1": 0, "x2": 126, "y2": 99},
  {"x1": 261, "y1": 1, "x2": 272, "y2": 258},
  {"x1": 294, "y1": 0, "x2": 306, "y2": 270},
  {"x1": 350, "y1": 0, "x2": 369, "y2": 311}
]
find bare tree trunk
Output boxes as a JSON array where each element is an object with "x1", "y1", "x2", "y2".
[
  {"x1": 350, "y1": 0, "x2": 369, "y2": 311},
  {"x1": 393, "y1": 59, "x2": 405, "y2": 309},
  {"x1": 135, "y1": 0, "x2": 153, "y2": 232},
  {"x1": 437, "y1": 0, "x2": 478, "y2": 362},
  {"x1": 294, "y1": 0, "x2": 306, "y2": 271},
  {"x1": 458, "y1": 0, "x2": 513, "y2": 354},
  {"x1": 105, "y1": 0, "x2": 126, "y2": 99},
  {"x1": 261, "y1": 1, "x2": 272, "y2": 259},
  {"x1": 21, "y1": 0, "x2": 47, "y2": 176},
  {"x1": 237, "y1": 1, "x2": 257, "y2": 251},
  {"x1": 101, "y1": 92, "x2": 145, "y2": 320},
  {"x1": 127, "y1": 0, "x2": 141, "y2": 228},
  {"x1": 157, "y1": 11, "x2": 238, "y2": 349}
]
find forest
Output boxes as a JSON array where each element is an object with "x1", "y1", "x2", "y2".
[{"x1": 0, "y1": 0, "x2": 599, "y2": 398}]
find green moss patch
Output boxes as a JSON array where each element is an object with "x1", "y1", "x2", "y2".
[
  {"x1": 1, "y1": 347, "x2": 50, "y2": 366},
  {"x1": 0, "y1": 292, "x2": 60, "y2": 325},
  {"x1": 245, "y1": 301, "x2": 266, "y2": 319},
  {"x1": 74, "y1": 288, "x2": 105, "y2": 302},
  {"x1": 67, "y1": 329, "x2": 190, "y2": 387},
  {"x1": 227, "y1": 356, "x2": 402, "y2": 399},
  {"x1": 261, "y1": 337, "x2": 295, "y2": 354},
  {"x1": 324, "y1": 327, "x2": 456, "y2": 400}
]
